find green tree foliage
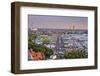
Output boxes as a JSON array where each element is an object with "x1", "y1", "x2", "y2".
[
  {"x1": 44, "y1": 47, "x2": 53, "y2": 59},
  {"x1": 28, "y1": 33, "x2": 37, "y2": 42},
  {"x1": 41, "y1": 37, "x2": 50, "y2": 44},
  {"x1": 64, "y1": 50, "x2": 88, "y2": 59},
  {"x1": 28, "y1": 39, "x2": 53, "y2": 59},
  {"x1": 28, "y1": 32, "x2": 53, "y2": 59}
]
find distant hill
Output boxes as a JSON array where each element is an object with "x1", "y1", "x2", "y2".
[{"x1": 28, "y1": 28, "x2": 88, "y2": 34}]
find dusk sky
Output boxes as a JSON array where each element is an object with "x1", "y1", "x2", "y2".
[{"x1": 28, "y1": 15, "x2": 88, "y2": 30}]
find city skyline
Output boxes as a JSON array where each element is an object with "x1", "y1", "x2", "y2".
[{"x1": 28, "y1": 15, "x2": 88, "y2": 30}]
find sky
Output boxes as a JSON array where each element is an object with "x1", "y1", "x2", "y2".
[{"x1": 28, "y1": 15, "x2": 88, "y2": 30}]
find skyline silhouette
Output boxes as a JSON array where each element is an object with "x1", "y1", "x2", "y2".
[{"x1": 28, "y1": 15, "x2": 88, "y2": 30}]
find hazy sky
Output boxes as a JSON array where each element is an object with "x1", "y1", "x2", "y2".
[{"x1": 28, "y1": 15, "x2": 88, "y2": 30}]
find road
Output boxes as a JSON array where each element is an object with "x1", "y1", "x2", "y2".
[{"x1": 55, "y1": 35, "x2": 65, "y2": 52}]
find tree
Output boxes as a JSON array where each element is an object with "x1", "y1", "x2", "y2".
[
  {"x1": 44, "y1": 47, "x2": 53, "y2": 59},
  {"x1": 28, "y1": 41, "x2": 53, "y2": 59},
  {"x1": 28, "y1": 33, "x2": 37, "y2": 42},
  {"x1": 42, "y1": 37, "x2": 50, "y2": 44},
  {"x1": 64, "y1": 49, "x2": 88, "y2": 59}
]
